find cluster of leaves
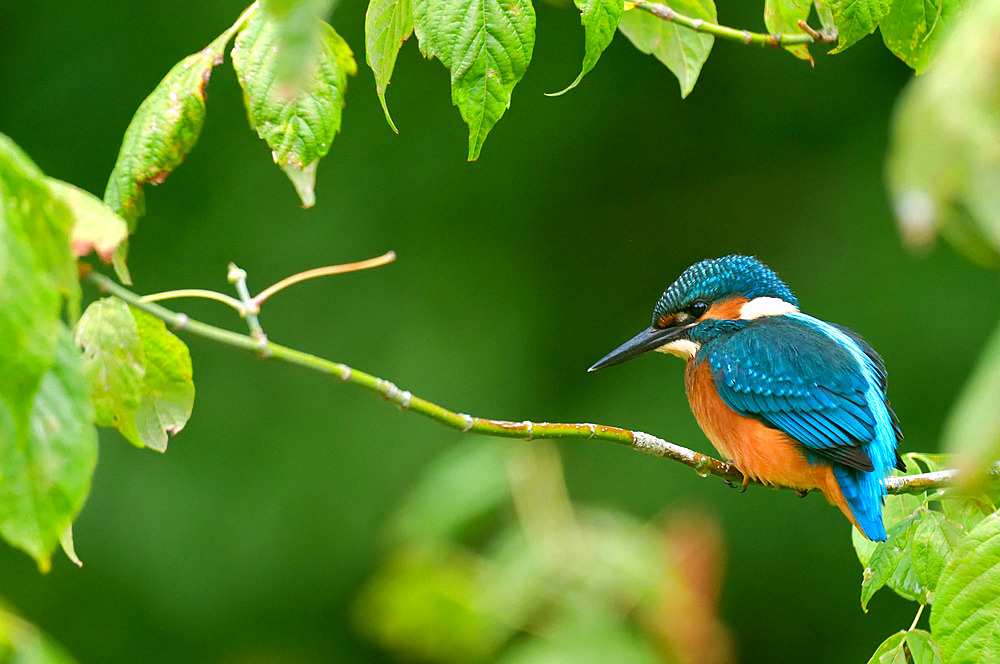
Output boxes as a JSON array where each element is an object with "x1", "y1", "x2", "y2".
[
  {"x1": 853, "y1": 454, "x2": 1000, "y2": 664},
  {"x1": 0, "y1": 133, "x2": 194, "y2": 570},
  {"x1": 355, "y1": 440, "x2": 732, "y2": 664}
]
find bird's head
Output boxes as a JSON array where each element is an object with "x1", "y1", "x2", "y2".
[{"x1": 589, "y1": 255, "x2": 799, "y2": 371}]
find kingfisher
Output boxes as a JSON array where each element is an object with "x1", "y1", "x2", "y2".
[{"x1": 589, "y1": 255, "x2": 903, "y2": 541}]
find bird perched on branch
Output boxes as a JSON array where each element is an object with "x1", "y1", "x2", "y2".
[{"x1": 589, "y1": 255, "x2": 903, "y2": 541}]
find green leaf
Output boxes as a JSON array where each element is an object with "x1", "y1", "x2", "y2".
[
  {"x1": 939, "y1": 493, "x2": 994, "y2": 532},
  {"x1": 75, "y1": 298, "x2": 145, "y2": 437},
  {"x1": 905, "y1": 629, "x2": 945, "y2": 664},
  {"x1": 0, "y1": 133, "x2": 77, "y2": 429},
  {"x1": 880, "y1": 0, "x2": 963, "y2": 72},
  {"x1": 886, "y1": 0, "x2": 1000, "y2": 265},
  {"x1": 931, "y1": 513, "x2": 1000, "y2": 664},
  {"x1": 260, "y1": 0, "x2": 337, "y2": 85},
  {"x1": 103, "y1": 25, "x2": 238, "y2": 230},
  {"x1": 0, "y1": 601, "x2": 79, "y2": 663},
  {"x1": 48, "y1": 179, "x2": 128, "y2": 266},
  {"x1": 617, "y1": 0, "x2": 716, "y2": 98},
  {"x1": 943, "y1": 320, "x2": 1000, "y2": 486},
  {"x1": 0, "y1": 329, "x2": 97, "y2": 571},
  {"x1": 232, "y1": 11, "x2": 356, "y2": 207},
  {"x1": 130, "y1": 308, "x2": 195, "y2": 452},
  {"x1": 764, "y1": 0, "x2": 814, "y2": 62},
  {"x1": 365, "y1": 0, "x2": 414, "y2": 131},
  {"x1": 412, "y1": 0, "x2": 536, "y2": 160},
  {"x1": 385, "y1": 439, "x2": 511, "y2": 546},
  {"x1": 826, "y1": 0, "x2": 891, "y2": 52},
  {"x1": 815, "y1": 0, "x2": 837, "y2": 31},
  {"x1": 861, "y1": 512, "x2": 922, "y2": 610},
  {"x1": 910, "y1": 509, "x2": 966, "y2": 597},
  {"x1": 866, "y1": 631, "x2": 906, "y2": 664},
  {"x1": 74, "y1": 300, "x2": 194, "y2": 452},
  {"x1": 59, "y1": 524, "x2": 83, "y2": 568},
  {"x1": 550, "y1": 0, "x2": 624, "y2": 95}
]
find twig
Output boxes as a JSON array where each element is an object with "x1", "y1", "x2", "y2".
[
  {"x1": 632, "y1": 1, "x2": 838, "y2": 48},
  {"x1": 85, "y1": 270, "x2": 993, "y2": 497},
  {"x1": 253, "y1": 251, "x2": 396, "y2": 307}
]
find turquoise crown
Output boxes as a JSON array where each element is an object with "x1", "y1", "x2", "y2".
[{"x1": 652, "y1": 255, "x2": 798, "y2": 324}]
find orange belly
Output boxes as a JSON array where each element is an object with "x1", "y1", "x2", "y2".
[{"x1": 685, "y1": 361, "x2": 864, "y2": 534}]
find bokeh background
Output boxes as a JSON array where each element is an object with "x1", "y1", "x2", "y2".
[{"x1": 2, "y1": 0, "x2": 998, "y2": 662}]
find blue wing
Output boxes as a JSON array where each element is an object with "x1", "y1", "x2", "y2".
[{"x1": 704, "y1": 314, "x2": 902, "y2": 540}]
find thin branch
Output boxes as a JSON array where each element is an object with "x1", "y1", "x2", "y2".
[
  {"x1": 86, "y1": 270, "x2": 993, "y2": 497},
  {"x1": 139, "y1": 289, "x2": 245, "y2": 312},
  {"x1": 632, "y1": 1, "x2": 838, "y2": 48},
  {"x1": 253, "y1": 251, "x2": 397, "y2": 307}
]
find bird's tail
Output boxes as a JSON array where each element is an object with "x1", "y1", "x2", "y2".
[{"x1": 828, "y1": 466, "x2": 887, "y2": 542}]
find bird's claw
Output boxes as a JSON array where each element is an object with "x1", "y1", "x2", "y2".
[
  {"x1": 794, "y1": 489, "x2": 810, "y2": 498},
  {"x1": 740, "y1": 474, "x2": 749, "y2": 493}
]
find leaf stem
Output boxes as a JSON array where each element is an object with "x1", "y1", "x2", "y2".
[
  {"x1": 252, "y1": 250, "x2": 396, "y2": 307},
  {"x1": 909, "y1": 603, "x2": 926, "y2": 632},
  {"x1": 632, "y1": 1, "x2": 837, "y2": 47},
  {"x1": 84, "y1": 269, "x2": 998, "y2": 497},
  {"x1": 139, "y1": 289, "x2": 245, "y2": 312}
]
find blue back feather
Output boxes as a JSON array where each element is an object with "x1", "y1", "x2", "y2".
[{"x1": 698, "y1": 314, "x2": 900, "y2": 541}]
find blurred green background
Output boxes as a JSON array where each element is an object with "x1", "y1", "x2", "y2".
[{"x1": 2, "y1": 0, "x2": 998, "y2": 662}]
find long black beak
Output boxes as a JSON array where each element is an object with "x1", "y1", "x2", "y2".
[{"x1": 588, "y1": 324, "x2": 691, "y2": 372}]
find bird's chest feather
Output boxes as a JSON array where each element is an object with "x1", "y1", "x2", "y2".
[{"x1": 683, "y1": 360, "x2": 831, "y2": 490}]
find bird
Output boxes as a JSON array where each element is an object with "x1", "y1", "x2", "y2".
[{"x1": 588, "y1": 255, "x2": 903, "y2": 541}]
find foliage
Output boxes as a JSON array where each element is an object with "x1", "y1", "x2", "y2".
[
  {"x1": 1, "y1": 0, "x2": 1000, "y2": 661},
  {"x1": 853, "y1": 454, "x2": 1000, "y2": 663},
  {"x1": 354, "y1": 441, "x2": 731, "y2": 663}
]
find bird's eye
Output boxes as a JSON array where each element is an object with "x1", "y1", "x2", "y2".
[{"x1": 686, "y1": 301, "x2": 709, "y2": 318}]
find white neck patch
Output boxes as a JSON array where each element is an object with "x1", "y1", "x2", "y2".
[
  {"x1": 655, "y1": 339, "x2": 701, "y2": 359},
  {"x1": 740, "y1": 297, "x2": 799, "y2": 320}
]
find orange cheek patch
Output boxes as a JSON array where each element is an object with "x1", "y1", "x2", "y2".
[
  {"x1": 658, "y1": 313, "x2": 678, "y2": 328},
  {"x1": 704, "y1": 297, "x2": 749, "y2": 321}
]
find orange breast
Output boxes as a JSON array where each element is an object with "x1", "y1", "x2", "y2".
[{"x1": 684, "y1": 361, "x2": 863, "y2": 533}]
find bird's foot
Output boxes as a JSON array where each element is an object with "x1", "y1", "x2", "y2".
[
  {"x1": 722, "y1": 463, "x2": 750, "y2": 493},
  {"x1": 740, "y1": 474, "x2": 749, "y2": 493},
  {"x1": 794, "y1": 489, "x2": 810, "y2": 499}
]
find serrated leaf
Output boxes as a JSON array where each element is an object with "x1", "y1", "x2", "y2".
[
  {"x1": 413, "y1": 0, "x2": 536, "y2": 160},
  {"x1": 886, "y1": 0, "x2": 1000, "y2": 265},
  {"x1": 930, "y1": 513, "x2": 1000, "y2": 664},
  {"x1": 0, "y1": 601, "x2": 80, "y2": 663},
  {"x1": 618, "y1": 0, "x2": 716, "y2": 98},
  {"x1": 826, "y1": 0, "x2": 891, "y2": 52},
  {"x1": 861, "y1": 508, "x2": 926, "y2": 611},
  {"x1": 75, "y1": 300, "x2": 194, "y2": 452},
  {"x1": 130, "y1": 307, "x2": 195, "y2": 452},
  {"x1": 910, "y1": 510, "x2": 966, "y2": 597},
  {"x1": 551, "y1": 0, "x2": 624, "y2": 95},
  {"x1": 906, "y1": 629, "x2": 945, "y2": 664},
  {"x1": 880, "y1": 0, "x2": 962, "y2": 72},
  {"x1": 0, "y1": 133, "x2": 77, "y2": 430},
  {"x1": 764, "y1": 0, "x2": 814, "y2": 62},
  {"x1": 0, "y1": 329, "x2": 97, "y2": 571},
  {"x1": 233, "y1": 11, "x2": 356, "y2": 207},
  {"x1": 48, "y1": 179, "x2": 128, "y2": 265},
  {"x1": 365, "y1": 0, "x2": 414, "y2": 131},
  {"x1": 103, "y1": 25, "x2": 238, "y2": 230},
  {"x1": 866, "y1": 631, "x2": 906, "y2": 664}
]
